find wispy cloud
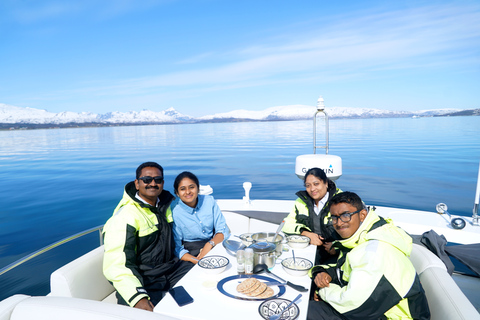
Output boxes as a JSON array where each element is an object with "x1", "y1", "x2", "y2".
[
  {"x1": 13, "y1": 2, "x2": 480, "y2": 110},
  {"x1": 80, "y1": 4, "x2": 477, "y2": 92}
]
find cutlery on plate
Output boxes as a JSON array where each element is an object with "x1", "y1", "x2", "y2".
[
  {"x1": 253, "y1": 264, "x2": 308, "y2": 292},
  {"x1": 237, "y1": 280, "x2": 286, "y2": 287}
]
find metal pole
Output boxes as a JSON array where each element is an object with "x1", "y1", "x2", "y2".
[
  {"x1": 0, "y1": 225, "x2": 104, "y2": 276},
  {"x1": 325, "y1": 111, "x2": 329, "y2": 155},
  {"x1": 314, "y1": 96, "x2": 329, "y2": 154},
  {"x1": 473, "y1": 161, "x2": 480, "y2": 226},
  {"x1": 313, "y1": 111, "x2": 317, "y2": 154}
]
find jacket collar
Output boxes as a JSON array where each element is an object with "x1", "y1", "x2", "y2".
[{"x1": 124, "y1": 181, "x2": 174, "y2": 209}]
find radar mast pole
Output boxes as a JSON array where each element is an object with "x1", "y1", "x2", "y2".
[{"x1": 313, "y1": 96, "x2": 328, "y2": 154}]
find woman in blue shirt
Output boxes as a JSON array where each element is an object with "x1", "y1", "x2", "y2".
[{"x1": 171, "y1": 171, "x2": 230, "y2": 264}]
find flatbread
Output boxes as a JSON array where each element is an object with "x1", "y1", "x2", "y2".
[
  {"x1": 236, "y1": 278, "x2": 275, "y2": 299},
  {"x1": 246, "y1": 281, "x2": 267, "y2": 297},
  {"x1": 236, "y1": 278, "x2": 259, "y2": 293},
  {"x1": 256, "y1": 286, "x2": 274, "y2": 299},
  {"x1": 243, "y1": 279, "x2": 261, "y2": 294}
]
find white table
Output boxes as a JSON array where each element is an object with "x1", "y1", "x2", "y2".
[{"x1": 154, "y1": 243, "x2": 316, "y2": 320}]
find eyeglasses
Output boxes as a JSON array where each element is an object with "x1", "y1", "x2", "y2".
[
  {"x1": 138, "y1": 176, "x2": 164, "y2": 184},
  {"x1": 331, "y1": 210, "x2": 361, "y2": 224}
]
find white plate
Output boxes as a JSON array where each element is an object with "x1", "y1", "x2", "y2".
[{"x1": 217, "y1": 275, "x2": 286, "y2": 301}]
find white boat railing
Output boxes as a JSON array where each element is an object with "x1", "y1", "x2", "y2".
[
  {"x1": 473, "y1": 161, "x2": 480, "y2": 226},
  {"x1": 0, "y1": 225, "x2": 104, "y2": 277}
]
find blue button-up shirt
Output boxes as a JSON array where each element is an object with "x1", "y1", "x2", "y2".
[{"x1": 171, "y1": 194, "x2": 230, "y2": 258}]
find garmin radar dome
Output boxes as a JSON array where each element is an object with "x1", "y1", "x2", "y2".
[
  {"x1": 295, "y1": 96, "x2": 343, "y2": 181},
  {"x1": 295, "y1": 154, "x2": 342, "y2": 180}
]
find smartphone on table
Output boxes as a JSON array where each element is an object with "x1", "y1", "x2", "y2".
[{"x1": 169, "y1": 286, "x2": 194, "y2": 307}]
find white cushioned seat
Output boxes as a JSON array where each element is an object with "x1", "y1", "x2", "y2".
[
  {"x1": 0, "y1": 295, "x2": 178, "y2": 320},
  {"x1": 50, "y1": 246, "x2": 116, "y2": 302},
  {"x1": 409, "y1": 244, "x2": 480, "y2": 320},
  {"x1": 0, "y1": 295, "x2": 30, "y2": 320}
]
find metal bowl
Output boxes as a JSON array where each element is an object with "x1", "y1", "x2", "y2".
[
  {"x1": 249, "y1": 242, "x2": 277, "y2": 269},
  {"x1": 251, "y1": 232, "x2": 284, "y2": 256},
  {"x1": 239, "y1": 233, "x2": 254, "y2": 247}
]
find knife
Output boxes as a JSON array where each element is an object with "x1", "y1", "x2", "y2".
[
  {"x1": 265, "y1": 269, "x2": 309, "y2": 292},
  {"x1": 263, "y1": 281, "x2": 286, "y2": 286}
]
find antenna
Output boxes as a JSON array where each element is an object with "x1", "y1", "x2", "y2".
[
  {"x1": 314, "y1": 96, "x2": 328, "y2": 154},
  {"x1": 316, "y1": 96, "x2": 325, "y2": 111}
]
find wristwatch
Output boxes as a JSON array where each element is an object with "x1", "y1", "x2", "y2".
[{"x1": 208, "y1": 240, "x2": 216, "y2": 247}]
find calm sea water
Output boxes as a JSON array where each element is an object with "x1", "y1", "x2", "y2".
[{"x1": 0, "y1": 116, "x2": 479, "y2": 298}]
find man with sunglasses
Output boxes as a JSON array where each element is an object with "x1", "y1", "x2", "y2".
[
  {"x1": 307, "y1": 192, "x2": 430, "y2": 320},
  {"x1": 103, "y1": 162, "x2": 190, "y2": 312}
]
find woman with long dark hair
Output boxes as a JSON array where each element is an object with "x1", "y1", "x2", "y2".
[
  {"x1": 282, "y1": 167, "x2": 342, "y2": 263},
  {"x1": 171, "y1": 171, "x2": 230, "y2": 264}
]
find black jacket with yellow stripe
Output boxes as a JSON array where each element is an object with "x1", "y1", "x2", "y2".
[
  {"x1": 282, "y1": 180, "x2": 341, "y2": 241},
  {"x1": 103, "y1": 182, "x2": 176, "y2": 307}
]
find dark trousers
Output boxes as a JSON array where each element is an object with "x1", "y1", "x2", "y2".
[
  {"x1": 183, "y1": 239, "x2": 208, "y2": 257},
  {"x1": 307, "y1": 300, "x2": 347, "y2": 320},
  {"x1": 117, "y1": 259, "x2": 192, "y2": 307}
]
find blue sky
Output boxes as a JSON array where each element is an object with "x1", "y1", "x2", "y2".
[{"x1": 1, "y1": 0, "x2": 479, "y2": 117}]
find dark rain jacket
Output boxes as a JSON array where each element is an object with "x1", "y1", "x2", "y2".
[
  {"x1": 282, "y1": 180, "x2": 341, "y2": 242},
  {"x1": 103, "y1": 181, "x2": 176, "y2": 307},
  {"x1": 310, "y1": 209, "x2": 430, "y2": 319}
]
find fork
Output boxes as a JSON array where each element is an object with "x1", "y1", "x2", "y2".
[{"x1": 268, "y1": 293, "x2": 302, "y2": 320}]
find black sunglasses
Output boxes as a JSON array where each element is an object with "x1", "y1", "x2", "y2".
[
  {"x1": 138, "y1": 176, "x2": 164, "y2": 184},
  {"x1": 331, "y1": 210, "x2": 361, "y2": 224}
]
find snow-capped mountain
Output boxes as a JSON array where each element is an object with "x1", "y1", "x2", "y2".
[
  {"x1": 199, "y1": 105, "x2": 463, "y2": 121},
  {"x1": 0, "y1": 104, "x2": 193, "y2": 125},
  {"x1": 0, "y1": 103, "x2": 475, "y2": 128},
  {"x1": 198, "y1": 105, "x2": 317, "y2": 121},
  {"x1": 0, "y1": 104, "x2": 98, "y2": 124},
  {"x1": 98, "y1": 108, "x2": 193, "y2": 123}
]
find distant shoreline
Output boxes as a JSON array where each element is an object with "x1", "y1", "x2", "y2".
[{"x1": 2, "y1": 110, "x2": 478, "y2": 131}]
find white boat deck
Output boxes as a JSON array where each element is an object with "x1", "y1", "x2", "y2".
[
  {"x1": 1, "y1": 197, "x2": 479, "y2": 319},
  {"x1": 217, "y1": 199, "x2": 480, "y2": 245}
]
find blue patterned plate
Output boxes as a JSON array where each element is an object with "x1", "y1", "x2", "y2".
[{"x1": 217, "y1": 275, "x2": 285, "y2": 301}]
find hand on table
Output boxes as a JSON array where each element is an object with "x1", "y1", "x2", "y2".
[
  {"x1": 197, "y1": 245, "x2": 211, "y2": 260},
  {"x1": 134, "y1": 297, "x2": 154, "y2": 311},
  {"x1": 314, "y1": 272, "x2": 332, "y2": 288}
]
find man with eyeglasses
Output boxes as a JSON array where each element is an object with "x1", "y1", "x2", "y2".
[
  {"x1": 307, "y1": 192, "x2": 430, "y2": 320},
  {"x1": 103, "y1": 162, "x2": 190, "y2": 312}
]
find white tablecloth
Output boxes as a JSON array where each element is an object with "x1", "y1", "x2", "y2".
[{"x1": 154, "y1": 242, "x2": 316, "y2": 320}]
